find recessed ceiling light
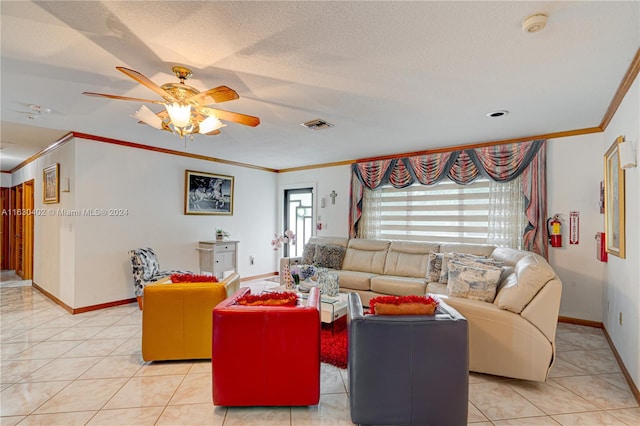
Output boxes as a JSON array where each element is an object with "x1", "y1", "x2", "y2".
[
  {"x1": 486, "y1": 110, "x2": 509, "y2": 118},
  {"x1": 522, "y1": 13, "x2": 548, "y2": 33}
]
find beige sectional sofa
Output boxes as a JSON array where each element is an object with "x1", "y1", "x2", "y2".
[{"x1": 281, "y1": 236, "x2": 562, "y2": 382}]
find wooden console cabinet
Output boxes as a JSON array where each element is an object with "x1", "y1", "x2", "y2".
[{"x1": 197, "y1": 240, "x2": 238, "y2": 280}]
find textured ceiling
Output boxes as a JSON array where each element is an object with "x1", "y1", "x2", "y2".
[{"x1": 1, "y1": 1, "x2": 639, "y2": 171}]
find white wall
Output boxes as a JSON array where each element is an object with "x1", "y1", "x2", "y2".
[
  {"x1": 12, "y1": 140, "x2": 77, "y2": 307},
  {"x1": 547, "y1": 133, "x2": 606, "y2": 322},
  {"x1": 603, "y1": 74, "x2": 639, "y2": 389},
  {"x1": 277, "y1": 165, "x2": 351, "y2": 238},
  {"x1": 14, "y1": 136, "x2": 278, "y2": 308},
  {"x1": 1, "y1": 173, "x2": 11, "y2": 187}
]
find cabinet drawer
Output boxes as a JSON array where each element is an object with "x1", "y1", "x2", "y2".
[{"x1": 216, "y1": 244, "x2": 235, "y2": 253}]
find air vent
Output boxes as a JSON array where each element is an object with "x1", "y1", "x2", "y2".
[{"x1": 301, "y1": 118, "x2": 334, "y2": 130}]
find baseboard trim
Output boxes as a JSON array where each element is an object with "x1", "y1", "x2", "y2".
[
  {"x1": 71, "y1": 298, "x2": 137, "y2": 314},
  {"x1": 32, "y1": 281, "x2": 73, "y2": 314},
  {"x1": 558, "y1": 316, "x2": 603, "y2": 328},
  {"x1": 559, "y1": 315, "x2": 639, "y2": 404},
  {"x1": 32, "y1": 281, "x2": 136, "y2": 314},
  {"x1": 241, "y1": 272, "x2": 278, "y2": 281},
  {"x1": 601, "y1": 326, "x2": 640, "y2": 404}
]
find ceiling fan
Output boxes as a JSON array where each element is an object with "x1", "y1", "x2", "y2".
[{"x1": 83, "y1": 66, "x2": 260, "y2": 138}]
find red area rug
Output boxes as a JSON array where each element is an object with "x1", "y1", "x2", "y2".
[{"x1": 321, "y1": 316, "x2": 347, "y2": 369}]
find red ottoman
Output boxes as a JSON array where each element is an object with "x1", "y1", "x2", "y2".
[{"x1": 212, "y1": 287, "x2": 321, "y2": 406}]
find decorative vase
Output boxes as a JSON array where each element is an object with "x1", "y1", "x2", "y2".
[
  {"x1": 216, "y1": 232, "x2": 224, "y2": 241},
  {"x1": 282, "y1": 263, "x2": 295, "y2": 290}
]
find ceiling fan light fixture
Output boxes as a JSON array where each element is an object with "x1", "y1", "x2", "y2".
[
  {"x1": 199, "y1": 115, "x2": 225, "y2": 134},
  {"x1": 133, "y1": 105, "x2": 163, "y2": 130},
  {"x1": 85, "y1": 65, "x2": 260, "y2": 140},
  {"x1": 165, "y1": 102, "x2": 192, "y2": 128}
]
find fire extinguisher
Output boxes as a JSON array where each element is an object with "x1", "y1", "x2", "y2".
[{"x1": 547, "y1": 214, "x2": 562, "y2": 248}]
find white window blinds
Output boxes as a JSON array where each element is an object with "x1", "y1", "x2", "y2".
[{"x1": 363, "y1": 178, "x2": 491, "y2": 244}]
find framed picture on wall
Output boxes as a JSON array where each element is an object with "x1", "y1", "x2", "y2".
[
  {"x1": 604, "y1": 136, "x2": 625, "y2": 258},
  {"x1": 184, "y1": 170, "x2": 234, "y2": 215},
  {"x1": 43, "y1": 163, "x2": 60, "y2": 204}
]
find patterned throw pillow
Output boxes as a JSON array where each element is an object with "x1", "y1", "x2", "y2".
[
  {"x1": 317, "y1": 270, "x2": 339, "y2": 296},
  {"x1": 302, "y1": 243, "x2": 317, "y2": 264},
  {"x1": 426, "y1": 252, "x2": 443, "y2": 282},
  {"x1": 446, "y1": 260, "x2": 502, "y2": 302},
  {"x1": 313, "y1": 244, "x2": 346, "y2": 269},
  {"x1": 439, "y1": 253, "x2": 503, "y2": 284},
  {"x1": 438, "y1": 253, "x2": 456, "y2": 283}
]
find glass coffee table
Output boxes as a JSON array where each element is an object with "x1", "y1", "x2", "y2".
[{"x1": 264, "y1": 285, "x2": 348, "y2": 326}]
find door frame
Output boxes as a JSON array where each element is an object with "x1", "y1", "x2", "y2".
[
  {"x1": 8, "y1": 180, "x2": 34, "y2": 279},
  {"x1": 278, "y1": 182, "x2": 317, "y2": 256},
  {"x1": 1, "y1": 187, "x2": 10, "y2": 270},
  {"x1": 22, "y1": 180, "x2": 34, "y2": 280}
]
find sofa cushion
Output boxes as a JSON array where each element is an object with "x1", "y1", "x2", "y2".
[
  {"x1": 383, "y1": 242, "x2": 436, "y2": 278},
  {"x1": 446, "y1": 260, "x2": 502, "y2": 302},
  {"x1": 335, "y1": 270, "x2": 377, "y2": 291},
  {"x1": 439, "y1": 243, "x2": 495, "y2": 257},
  {"x1": 495, "y1": 254, "x2": 555, "y2": 313},
  {"x1": 371, "y1": 275, "x2": 428, "y2": 297},
  {"x1": 490, "y1": 247, "x2": 529, "y2": 267},
  {"x1": 342, "y1": 239, "x2": 390, "y2": 274},
  {"x1": 313, "y1": 244, "x2": 346, "y2": 269},
  {"x1": 307, "y1": 236, "x2": 349, "y2": 247},
  {"x1": 426, "y1": 282, "x2": 448, "y2": 295},
  {"x1": 302, "y1": 243, "x2": 316, "y2": 265}
]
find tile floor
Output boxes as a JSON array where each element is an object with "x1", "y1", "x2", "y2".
[{"x1": 1, "y1": 273, "x2": 639, "y2": 425}]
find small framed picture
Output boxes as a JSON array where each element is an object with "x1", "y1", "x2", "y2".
[
  {"x1": 185, "y1": 170, "x2": 234, "y2": 215},
  {"x1": 43, "y1": 163, "x2": 60, "y2": 204}
]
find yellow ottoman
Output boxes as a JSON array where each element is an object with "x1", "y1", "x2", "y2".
[{"x1": 142, "y1": 273, "x2": 240, "y2": 361}]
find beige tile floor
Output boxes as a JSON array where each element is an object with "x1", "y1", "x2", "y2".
[{"x1": 1, "y1": 273, "x2": 639, "y2": 425}]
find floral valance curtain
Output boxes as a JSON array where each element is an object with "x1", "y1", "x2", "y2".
[{"x1": 349, "y1": 140, "x2": 547, "y2": 257}]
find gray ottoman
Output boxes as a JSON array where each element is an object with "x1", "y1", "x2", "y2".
[{"x1": 348, "y1": 293, "x2": 469, "y2": 426}]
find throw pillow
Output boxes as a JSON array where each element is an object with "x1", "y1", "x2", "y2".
[
  {"x1": 426, "y1": 252, "x2": 443, "y2": 282},
  {"x1": 438, "y1": 253, "x2": 456, "y2": 283},
  {"x1": 454, "y1": 255, "x2": 504, "y2": 269},
  {"x1": 170, "y1": 273, "x2": 218, "y2": 283},
  {"x1": 236, "y1": 292, "x2": 298, "y2": 307},
  {"x1": 369, "y1": 295, "x2": 439, "y2": 315},
  {"x1": 438, "y1": 253, "x2": 503, "y2": 284},
  {"x1": 446, "y1": 260, "x2": 502, "y2": 302},
  {"x1": 313, "y1": 244, "x2": 346, "y2": 269},
  {"x1": 317, "y1": 270, "x2": 340, "y2": 296},
  {"x1": 302, "y1": 243, "x2": 317, "y2": 265}
]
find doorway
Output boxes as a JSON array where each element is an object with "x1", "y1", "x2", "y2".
[
  {"x1": 8, "y1": 180, "x2": 34, "y2": 280},
  {"x1": 284, "y1": 188, "x2": 313, "y2": 257}
]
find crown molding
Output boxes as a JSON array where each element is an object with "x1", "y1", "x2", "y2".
[{"x1": 600, "y1": 47, "x2": 640, "y2": 131}]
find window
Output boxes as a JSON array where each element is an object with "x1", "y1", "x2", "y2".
[
  {"x1": 360, "y1": 177, "x2": 525, "y2": 248},
  {"x1": 284, "y1": 188, "x2": 313, "y2": 257}
]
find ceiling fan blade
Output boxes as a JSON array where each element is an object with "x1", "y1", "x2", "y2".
[
  {"x1": 116, "y1": 66, "x2": 175, "y2": 102},
  {"x1": 199, "y1": 106, "x2": 260, "y2": 127},
  {"x1": 83, "y1": 92, "x2": 165, "y2": 105},
  {"x1": 187, "y1": 86, "x2": 239, "y2": 105},
  {"x1": 203, "y1": 129, "x2": 222, "y2": 136}
]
